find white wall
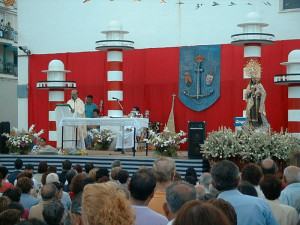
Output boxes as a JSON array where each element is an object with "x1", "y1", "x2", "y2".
[
  {"x1": 0, "y1": 77, "x2": 18, "y2": 128},
  {"x1": 18, "y1": 0, "x2": 300, "y2": 54}
]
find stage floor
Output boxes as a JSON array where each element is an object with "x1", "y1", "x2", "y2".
[{"x1": 74, "y1": 149, "x2": 189, "y2": 159}]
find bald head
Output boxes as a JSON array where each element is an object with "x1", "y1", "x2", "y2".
[
  {"x1": 71, "y1": 90, "x2": 78, "y2": 100},
  {"x1": 261, "y1": 159, "x2": 277, "y2": 175},
  {"x1": 284, "y1": 166, "x2": 300, "y2": 185},
  {"x1": 41, "y1": 183, "x2": 58, "y2": 201},
  {"x1": 195, "y1": 185, "x2": 206, "y2": 200},
  {"x1": 199, "y1": 172, "x2": 212, "y2": 188}
]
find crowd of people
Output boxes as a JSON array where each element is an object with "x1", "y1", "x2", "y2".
[{"x1": 0, "y1": 151, "x2": 300, "y2": 225}]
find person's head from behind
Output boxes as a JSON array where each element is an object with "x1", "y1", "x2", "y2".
[
  {"x1": 38, "y1": 161, "x2": 48, "y2": 174},
  {"x1": 237, "y1": 181, "x2": 258, "y2": 197},
  {"x1": 84, "y1": 162, "x2": 94, "y2": 174},
  {"x1": 0, "y1": 166, "x2": 9, "y2": 180},
  {"x1": 241, "y1": 163, "x2": 263, "y2": 186},
  {"x1": 42, "y1": 200, "x2": 65, "y2": 225},
  {"x1": 283, "y1": 166, "x2": 300, "y2": 185},
  {"x1": 132, "y1": 106, "x2": 139, "y2": 113},
  {"x1": 14, "y1": 158, "x2": 23, "y2": 170},
  {"x1": 118, "y1": 170, "x2": 129, "y2": 185},
  {"x1": 15, "y1": 219, "x2": 47, "y2": 225},
  {"x1": 51, "y1": 182, "x2": 64, "y2": 200},
  {"x1": 86, "y1": 95, "x2": 93, "y2": 104},
  {"x1": 69, "y1": 193, "x2": 83, "y2": 225},
  {"x1": 2, "y1": 187, "x2": 21, "y2": 202},
  {"x1": 111, "y1": 160, "x2": 122, "y2": 169},
  {"x1": 199, "y1": 172, "x2": 212, "y2": 188},
  {"x1": 207, "y1": 199, "x2": 237, "y2": 225},
  {"x1": 6, "y1": 202, "x2": 24, "y2": 219},
  {"x1": 290, "y1": 151, "x2": 300, "y2": 167},
  {"x1": 0, "y1": 209, "x2": 23, "y2": 225},
  {"x1": 82, "y1": 183, "x2": 134, "y2": 225},
  {"x1": 111, "y1": 167, "x2": 122, "y2": 181},
  {"x1": 88, "y1": 168, "x2": 99, "y2": 181},
  {"x1": 70, "y1": 173, "x2": 88, "y2": 196},
  {"x1": 129, "y1": 169, "x2": 156, "y2": 202},
  {"x1": 173, "y1": 201, "x2": 231, "y2": 225},
  {"x1": 48, "y1": 165, "x2": 57, "y2": 173},
  {"x1": 62, "y1": 160, "x2": 72, "y2": 171},
  {"x1": 25, "y1": 164, "x2": 34, "y2": 174},
  {"x1": 260, "y1": 159, "x2": 277, "y2": 175},
  {"x1": 164, "y1": 181, "x2": 197, "y2": 220},
  {"x1": 184, "y1": 176, "x2": 196, "y2": 185},
  {"x1": 46, "y1": 173, "x2": 59, "y2": 184},
  {"x1": 260, "y1": 174, "x2": 282, "y2": 200},
  {"x1": 41, "y1": 183, "x2": 58, "y2": 201},
  {"x1": 0, "y1": 196, "x2": 11, "y2": 213},
  {"x1": 152, "y1": 157, "x2": 176, "y2": 184},
  {"x1": 211, "y1": 160, "x2": 239, "y2": 192},
  {"x1": 66, "y1": 169, "x2": 77, "y2": 185},
  {"x1": 185, "y1": 167, "x2": 197, "y2": 182},
  {"x1": 16, "y1": 177, "x2": 33, "y2": 194},
  {"x1": 95, "y1": 168, "x2": 109, "y2": 182}
]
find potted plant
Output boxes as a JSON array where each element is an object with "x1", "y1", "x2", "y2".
[
  {"x1": 144, "y1": 127, "x2": 187, "y2": 157},
  {"x1": 1, "y1": 125, "x2": 44, "y2": 154},
  {"x1": 88, "y1": 128, "x2": 116, "y2": 150}
]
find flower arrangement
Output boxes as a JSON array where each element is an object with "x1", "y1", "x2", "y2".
[
  {"x1": 201, "y1": 127, "x2": 300, "y2": 165},
  {"x1": 144, "y1": 127, "x2": 187, "y2": 157},
  {"x1": 1, "y1": 125, "x2": 44, "y2": 154},
  {"x1": 88, "y1": 128, "x2": 116, "y2": 150}
]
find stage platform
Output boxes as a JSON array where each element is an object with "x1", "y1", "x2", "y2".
[{"x1": 0, "y1": 150, "x2": 210, "y2": 178}]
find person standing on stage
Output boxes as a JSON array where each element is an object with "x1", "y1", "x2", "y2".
[
  {"x1": 66, "y1": 89, "x2": 87, "y2": 149},
  {"x1": 85, "y1": 95, "x2": 98, "y2": 118}
]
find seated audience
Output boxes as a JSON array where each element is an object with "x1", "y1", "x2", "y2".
[
  {"x1": 16, "y1": 177, "x2": 39, "y2": 210},
  {"x1": 68, "y1": 192, "x2": 83, "y2": 225},
  {"x1": 174, "y1": 172, "x2": 182, "y2": 182},
  {"x1": 184, "y1": 176, "x2": 197, "y2": 185},
  {"x1": 88, "y1": 168, "x2": 99, "y2": 181},
  {"x1": 82, "y1": 183, "x2": 135, "y2": 225},
  {"x1": 129, "y1": 169, "x2": 168, "y2": 225},
  {"x1": 198, "y1": 172, "x2": 212, "y2": 193},
  {"x1": 0, "y1": 196, "x2": 11, "y2": 213},
  {"x1": 0, "y1": 209, "x2": 23, "y2": 225},
  {"x1": 29, "y1": 184, "x2": 58, "y2": 222},
  {"x1": 241, "y1": 163, "x2": 264, "y2": 198},
  {"x1": 73, "y1": 164, "x2": 83, "y2": 174},
  {"x1": 173, "y1": 201, "x2": 231, "y2": 225},
  {"x1": 42, "y1": 200, "x2": 65, "y2": 225},
  {"x1": 148, "y1": 157, "x2": 176, "y2": 216},
  {"x1": 184, "y1": 168, "x2": 197, "y2": 183},
  {"x1": 237, "y1": 181, "x2": 258, "y2": 197},
  {"x1": 260, "y1": 159, "x2": 278, "y2": 175},
  {"x1": 110, "y1": 167, "x2": 122, "y2": 182},
  {"x1": 290, "y1": 151, "x2": 300, "y2": 167},
  {"x1": 33, "y1": 161, "x2": 48, "y2": 190},
  {"x1": 59, "y1": 160, "x2": 72, "y2": 184},
  {"x1": 0, "y1": 166, "x2": 14, "y2": 193},
  {"x1": 95, "y1": 168, "x2": 110, "y2": 183},
  {"x1": 84, "y1": 162, "x2": 94, "y2": 175},
  {"x1": 279, "y1": 166, "x2": 300, "y2": 208},
  {"x1": 118, "y1": 169, "x2": 130, "y2": 190},
  {"x1": 69, "y1": 173, "x2": 87, "y2": 200},
  {"x1": 7, "y1": 158, "x2": 23, "y2": 184},
  {"x1": 111, "y1": 159, "x2": 122, "y2": 169},
  {"x1": 260, "y1": 174, "x2": 298, "y2": 225},
  {"x1": 207, "y1": 198, "x2": 237, "y2": 225},
  {"x1": 163, "y1": 181, "x2": 197, "y2": 225},
  {"x1": 64, "y1": 169, "x2": 77, "y2": 193},
  {"x1": 211, "y1": 160, "x2": 279, "y2": 225}
]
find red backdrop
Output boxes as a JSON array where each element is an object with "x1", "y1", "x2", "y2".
[{"x1": 28, "y1": 40, "x2": 300, "y2": 149}]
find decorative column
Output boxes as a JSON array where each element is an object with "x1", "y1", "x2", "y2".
[
  {"x1": 231, "y1": 12, "x2": 274, "y2": 127},
  {"x1": 95, "y1": 20, "x2": 134, "y2": 117},
  {"x1": 37, "y1": 60, "x2": 76, "y2": 147},
  {"x1": 274, "y1": 50, "x2": 300, "y2": 136}
]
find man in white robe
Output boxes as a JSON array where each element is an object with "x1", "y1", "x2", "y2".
[{"x1": 66, "y1": 89, "x2": 87, "y2": 149}]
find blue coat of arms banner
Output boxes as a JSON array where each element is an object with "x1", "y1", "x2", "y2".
[{"x1": 179, "y1": 45, "x2": 221, "y2": 111}]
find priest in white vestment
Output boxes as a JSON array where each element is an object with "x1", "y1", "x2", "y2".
[{"x1": 66, "y1": 89, "x2": 87, "y2": 149}]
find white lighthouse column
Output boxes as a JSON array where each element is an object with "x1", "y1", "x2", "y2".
[{"x1": 95, "y1": 20, "x2": 134, "y2": 117}]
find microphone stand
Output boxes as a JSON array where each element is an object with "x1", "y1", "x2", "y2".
[{"x1": 116, "y1": 99, "x2": 126, "y2": 115}]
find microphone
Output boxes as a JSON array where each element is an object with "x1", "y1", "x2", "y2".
[{"x1": 112, "y1": 97, "x2": 119, "y2": 100}]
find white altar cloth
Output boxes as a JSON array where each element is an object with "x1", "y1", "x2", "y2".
[{"x1": 59, "y1": 118, "x2": 149, "y2": 128}]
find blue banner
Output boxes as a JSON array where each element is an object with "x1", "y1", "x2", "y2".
[{"x1": 179, "y1": 45, "x2": 221, "y2": 111}]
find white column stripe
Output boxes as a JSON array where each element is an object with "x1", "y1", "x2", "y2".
[
  {"x1": 288, "y1": 86, "x2": 300, "y2": 98},
  {"x1": 108, "y1": 71, "x2": 123, "y2": 81},
  {"x1": 49, "y1": 111, "x2": 56, "y2": 121},
  {"x1": 49, "y1": 131, "x2": 57, "y2": 141},
  {"x1": 288, "y1": 110, "x2": 300, "y2": 121},
  {"x1": 49, "y1": 91, "x2": 65, "y2": 102},
  {"x1": 108, "y1": 110, "x2": 123, "y2": 118},
  {"x1": 108, "y1": 91, "x2": 123, "y2": 100},
  {"x1": 244, "y1": 46, "x2": 261, "y2": 57},
  {"x1": 107, "y1": 51, "x2": 123, "y2": 62}
]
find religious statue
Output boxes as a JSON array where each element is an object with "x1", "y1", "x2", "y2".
[{"x1": 243, "y1": 59, "x2": 269, "y2": 131}]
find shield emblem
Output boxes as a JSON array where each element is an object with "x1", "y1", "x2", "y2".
[{"x1": 179, "y1": 45, "x2": 221, "y2": 111}]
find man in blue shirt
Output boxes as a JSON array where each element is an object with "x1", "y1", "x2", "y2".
[
  {"x1": 84, "y1": 95, "x2": 98, "y2": 118},
  {"x1": 211, "y1": 160, "x2": 279, "y2": 225}
]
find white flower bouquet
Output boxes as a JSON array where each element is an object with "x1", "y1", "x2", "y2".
[
  {"x1": 144, "y1": 127, "x2": 187, "y2": 157},
  {"x1": 88, "y1": 128, "x2": 116, "y2": 150},
  {"x1": 1, "y1": 125, "x2": 44, "y2": 154}
]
